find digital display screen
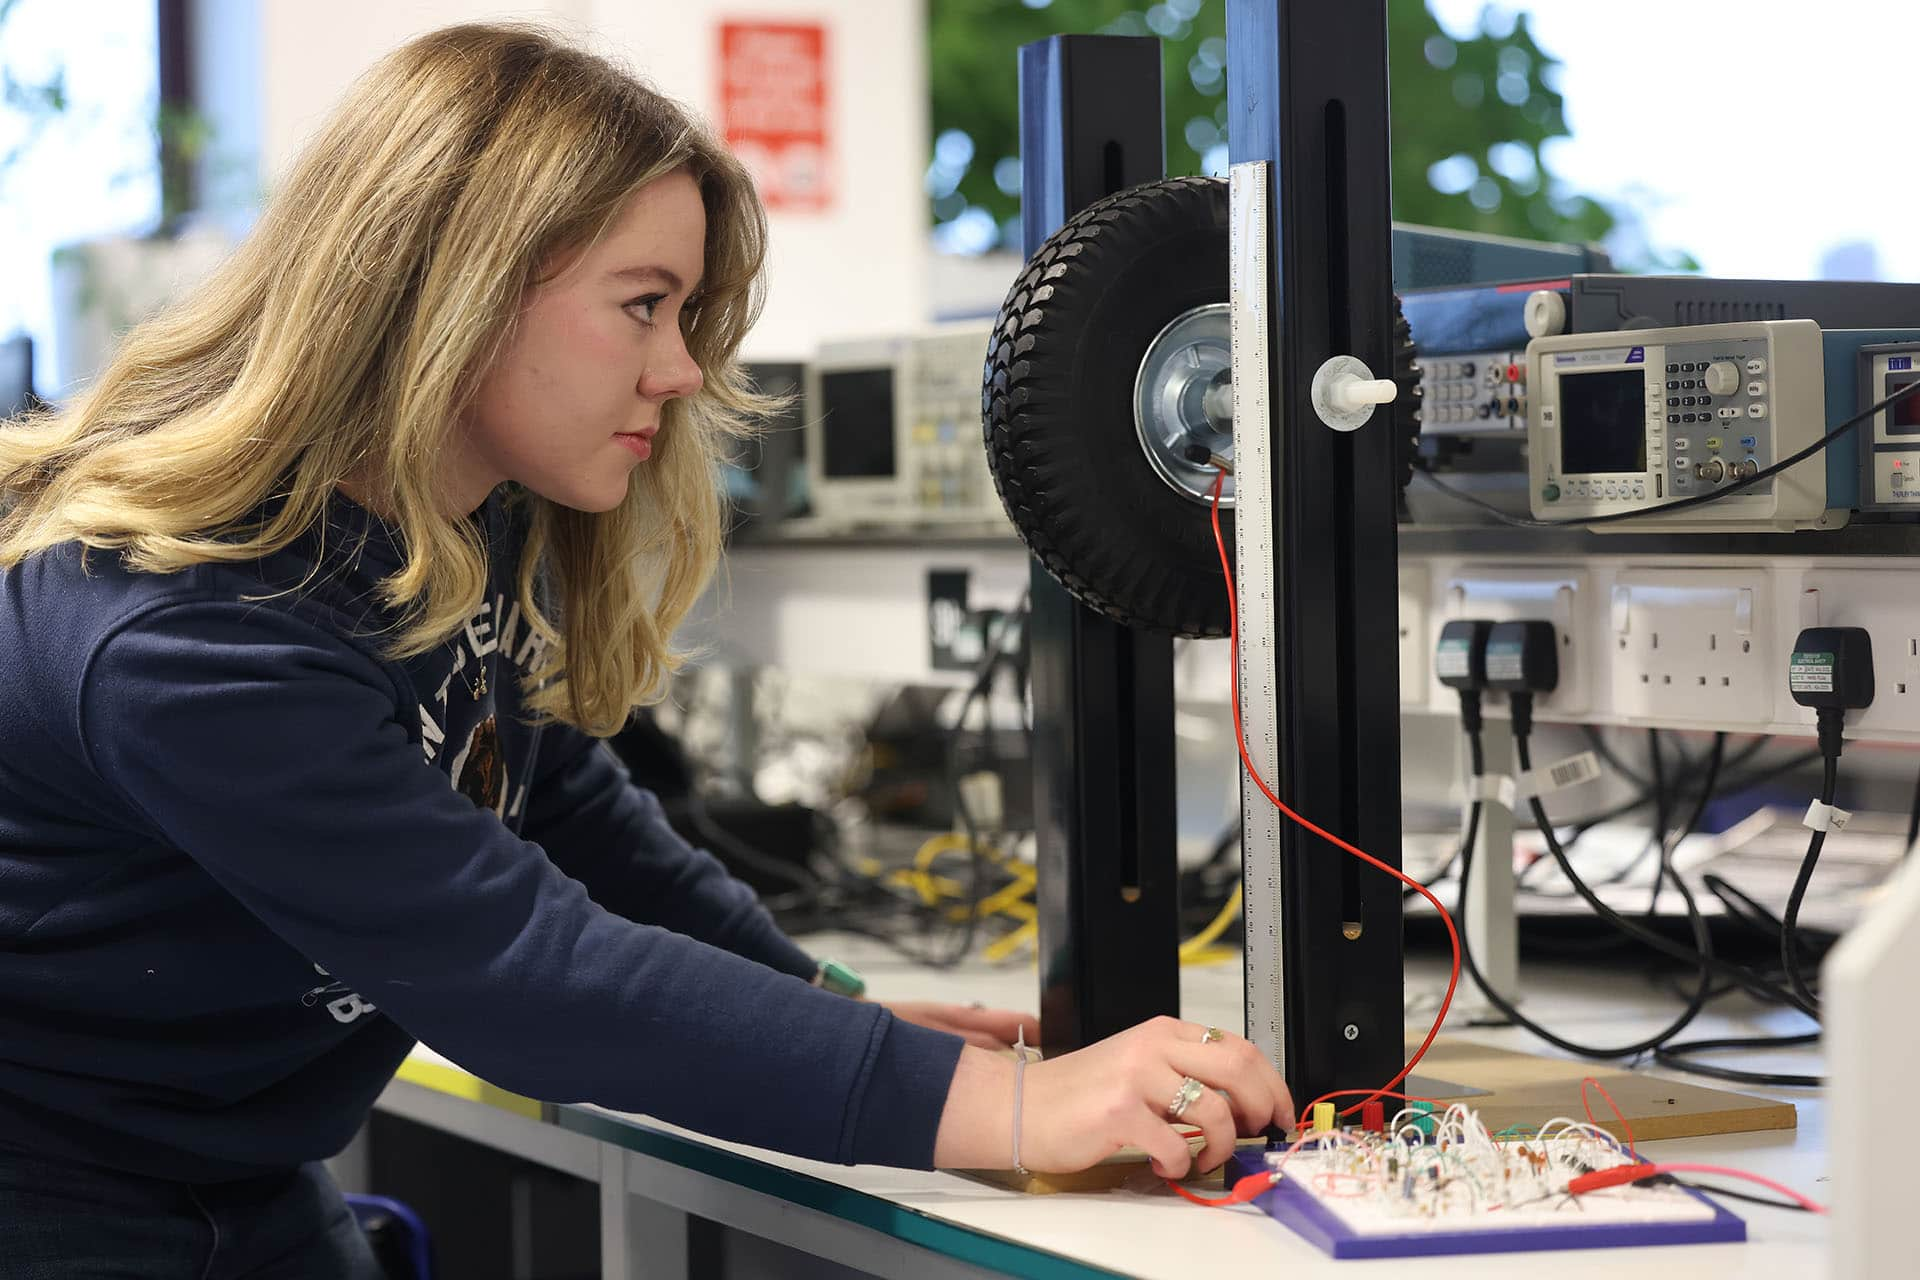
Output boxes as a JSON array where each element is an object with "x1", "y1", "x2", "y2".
[
  {"x1": 1559, "y1": 368, "x2": 1648, "y2": 475},
  {"x1": 819, "y1": 368, "x2": 897, "y2": 478},
  {"x1": 1887, "y1": 372, "x2": 1920, "y2": 436}
]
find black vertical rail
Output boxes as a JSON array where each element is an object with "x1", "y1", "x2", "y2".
[
  {"x1": 1226, "y1": 3, "x2": 1404, "y2": 1102},
  {"x1": 157, "y1": 0, "x2": 196, "y2": 226},
  {"x1": 1018, "y1": 36, "x2": 1181, "y2": 1053}
]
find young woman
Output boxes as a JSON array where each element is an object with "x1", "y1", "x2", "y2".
[{"x1": 0, "y1": 23, "x2": 1292, "y2": 1275}]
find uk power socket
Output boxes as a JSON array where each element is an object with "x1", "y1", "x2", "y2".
[
  {"x1": 1440, "y1": 567, "x2": 1591, "y2": 715},
  {"x1": 1798, "y1": 568, "x2": 1920, "y2": 738},
  {"x1": 1608, "y1": 569, "x2": 1772, "y2": 728}
]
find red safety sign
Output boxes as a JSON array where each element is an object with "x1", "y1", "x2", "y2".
[{"x1": 719, "y1": 21, "x2": 831, "y2": 211}]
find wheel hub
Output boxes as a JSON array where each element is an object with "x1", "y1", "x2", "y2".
[{"x1": 1134, "y1": 303, "x2": 1235, "y2": 508}]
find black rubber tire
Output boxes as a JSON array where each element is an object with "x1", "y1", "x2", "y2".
[
  {"x1": 1388, "y1": 302, "x2": 1423, "y2": 500},
  {"x1": 982, "y1": 177, "x2": 1236, "y2": 637},
  {"x1": 982, "y1": 176, "x2": 1422, "y2": 637}
]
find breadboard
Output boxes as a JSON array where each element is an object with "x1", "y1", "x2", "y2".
[{"x1": 1223, "y1": 1146, "x2": 1744, "y2": 1259}]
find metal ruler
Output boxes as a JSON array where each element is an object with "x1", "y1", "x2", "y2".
[{"x1": 1230, "y1": 161, "x2": 1288, "y2": 1073}]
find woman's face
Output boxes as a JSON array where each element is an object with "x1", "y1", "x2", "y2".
[{"x1": 453, "y1": 168, "x2": 708, "y2": 514}]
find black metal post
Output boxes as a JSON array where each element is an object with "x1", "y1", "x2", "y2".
[
  {"x1": 1019, "y1": 35, "x2": 1182, "y2": 1053},
  {"x1": 1227, "y1": 2, "x2": 1405, "y2": 1103}
]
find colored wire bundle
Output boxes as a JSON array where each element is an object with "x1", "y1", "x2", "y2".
[{"x1": 1177, "y1": 1085, "x2": 1822, "y2": 1217}]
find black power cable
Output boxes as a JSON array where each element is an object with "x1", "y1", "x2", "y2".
[
  {"x1": 1504, "y1": 719, "x2": 1827, "y2": 1086},
  {"x1": 1435, "y1": 623, "x2": 1818, "y2": 1068},
  {"x1": 1516, "y1": 733, "x2": 1781, "y2": 897},
  {"x1": 1653, "y1": 1032, "x2": 1823, "y2": 1089},
  {"x1": 1779, "y1": 753, "x2": 1839, "y2": 1011},
  {"x1": 1777, "y1": 627, "x2": 1874, "y2": 1013},
  {"x1": 1435, "y1": 620, "x2": 1853, "y2": 1086},
  {"x1": 1697, "y1": 874, "x2": 1827, "y2": 1004},
  {"x1": 1511, "y1": 723, "x2": 1820, "y2": 1020},
  {"x1": 1452, "y1": 724, "x2": 1723, "y2": 1059}
]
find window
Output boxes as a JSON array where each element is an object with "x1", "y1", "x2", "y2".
[{"x1": 0, "y1": 0, "x2": 160, "y2": 396}]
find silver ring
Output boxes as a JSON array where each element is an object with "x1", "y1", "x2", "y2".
[
  {"x1": 1167, "y1": 1076, "x2": 1205, "y2": 1120},
  {"x1": 1201, "y1": 1026, "x2": 1224, "y2": 1043}
]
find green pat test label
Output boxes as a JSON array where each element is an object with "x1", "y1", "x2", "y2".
[
  {"x1": 1485, "y1": 642, "x2": 1524, "y2": 683},
  {"x1": 1789, "y1": 651, "x2": 1835, "y2": 694},
  {"x1": 1435, "y1": 637, "x2": 1472, "y2": 680}
]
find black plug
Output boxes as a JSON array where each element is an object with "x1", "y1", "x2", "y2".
[
  {"x1": 1436, "y1": 619, "x2": 1494, "y2": 734},
  {"x1": 1790, "y1": 627, "x2": 1875, "y2": 759},
  {"x1": 1484, "y1": 620, "x2": 1559, "y2": 741},
  {"x1": 1782, "y1": 626, "x2": 1874, "y2": 1012}
]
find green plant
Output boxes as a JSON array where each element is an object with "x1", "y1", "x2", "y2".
[
  {"x1": 157, "y1": 100, "x2": 215, "y2": 227},
  {"x1": 0, "y1": 0, "x2": 70, "y2": 194},
  {"x1": 927, "y1": 0, "x2": 1694, "y2": 269}
]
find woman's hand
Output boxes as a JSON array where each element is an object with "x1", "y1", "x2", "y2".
[
  {"x1": 930, "y1": 1015, "x2": 1294, "y2": 1178},
  {"x1": 884, "y1": 1000, "x2": 1040, "y2": 1051}
]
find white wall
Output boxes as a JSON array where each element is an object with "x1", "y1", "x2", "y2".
[{"x1": 247, "y1": 0, "x2": 928, "y2": 360}]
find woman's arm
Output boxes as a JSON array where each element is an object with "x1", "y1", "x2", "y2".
[
  {"x1": 79, "y1": 600, "x2": 964, "y2": 1168},
  {"x1": 518, "y1": 727, "x2": 816, "y2": 978}
]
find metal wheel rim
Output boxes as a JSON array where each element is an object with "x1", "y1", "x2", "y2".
[{"x1": 1133, "y1": 303, "x2": 1236, "y2": 508}]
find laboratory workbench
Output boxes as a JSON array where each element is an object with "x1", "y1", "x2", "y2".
[{"x1": 372, "y1": 935, "x2": 1827, "y2": 1279}]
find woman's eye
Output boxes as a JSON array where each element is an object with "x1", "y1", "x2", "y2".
[{"x1": 626, "y1": 294, "x2": 667, "y2": 324}]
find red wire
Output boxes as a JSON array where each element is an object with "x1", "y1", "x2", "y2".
[
  {"x1": 1168, "y1": 1171, "x2": 1285, "y2": 1208},
  {"x1": 1208, "y1": 476, "x2": 1462, "y2": 1115},
  {"x1": 1300, "y1": 1088, "x2": 1441, "y2": 1120},
  {"x1": 1580, "y1": 1076, "x2": 1635, "y2": 1155}
]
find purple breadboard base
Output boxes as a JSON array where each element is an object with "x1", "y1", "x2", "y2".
[{"x1": 1224, "y1": 1152, "x2": 1746, "y2": 1260}]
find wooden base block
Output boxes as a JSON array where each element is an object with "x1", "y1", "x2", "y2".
[{"x1": 1406, "y1": 1037, "x2": 1797, "y2": 1144}]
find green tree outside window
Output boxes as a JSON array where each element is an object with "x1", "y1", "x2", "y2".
[{"x1": 928, "y1": 0, "x2": 1692, "y2": 269}]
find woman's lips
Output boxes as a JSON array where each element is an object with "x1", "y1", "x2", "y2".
[{"x1": 614, "y1": 431, "x2": 653, "y2": 460}]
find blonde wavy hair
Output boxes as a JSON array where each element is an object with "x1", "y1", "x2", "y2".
[{"x1": 0, "y1": 22, "x2": 773, "y2": 736}]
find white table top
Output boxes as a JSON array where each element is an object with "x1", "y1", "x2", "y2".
[{"x1": 510, "y1": 931, "x2": 1826, "y2": 1279}]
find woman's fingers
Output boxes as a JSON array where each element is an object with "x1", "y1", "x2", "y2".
[
  {"x1": 1168, "y1": 1079, "x2": 1239, "y2": 1173},
  {"x1": 1132, "y1": 1103, "x2": 1195, "y2": 1180},
  {"x1": 885, "y1": 1001, "x2": 1040, "y2": 1050},
  {"x1": 1165, "y1": 1033, "x2": 1295, "y2": 1135},
  {"x1": 948, "y1": 1005, "x2": 1040, "y2": 1047}
]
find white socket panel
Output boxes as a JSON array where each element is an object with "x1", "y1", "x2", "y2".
[{"x1": 1607, "y1": 569, "x2": 1772, "y2": 728}]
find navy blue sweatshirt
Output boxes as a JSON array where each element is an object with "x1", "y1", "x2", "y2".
[{"x1": 0, "y1": 492, "x2": 964, "y2": 1182}]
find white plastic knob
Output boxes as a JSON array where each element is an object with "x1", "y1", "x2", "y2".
[
  {"x1": 1524, "y1": 290, "x2": 1569, "y2": 338},
  {"x1": 1704, "y1": 361, "x2": 1742, "y2": 397},
  {"x1": 1311, "y1": 356, "x2": 1397, "y2": 432},
  {"x1": 1333, "y1": 377, "x2": 1398, "y2": 410}
]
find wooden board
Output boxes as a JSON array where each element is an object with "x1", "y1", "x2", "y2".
[
  {"x1": 1406, "y1": 1037, "x2": 1797, "y2": 1144},
  {"x1": 960, "y1": 1035, "x2": 1795, "y2": 1195},
  {"x1": 963, "y1": 1137, "x2": 1269, "y2": 1196}
]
